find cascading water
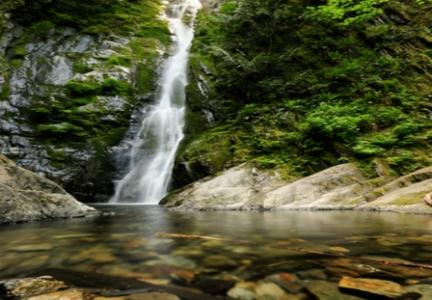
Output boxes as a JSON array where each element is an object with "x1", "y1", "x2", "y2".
[{"x1": 111, "y1": 0, "x2": 201, "y2": 204}]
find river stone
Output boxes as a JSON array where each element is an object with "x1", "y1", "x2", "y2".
[
  {"x1": 227, "y1": 281, "x2": 300, "y2": 300},
  {"x1": 0, "y1": 155, "x2": 99, "y2": 223},
  {"x1": 27, "y1": 289, "x2": 84, "y2": 300},
  {"x1": 339, "y1": 276, "x2": 405, "y2": 298},
  {"x1": 263, "y1": 273, "x2": 302, "y2": 294},
  {"x1": 304, "y1": 280, "x2": 362, "y2": 300},
  {"x1": 126, "y1": 292, "x2": 180, "y2": 300},
  {"x1": 254, "y1": 282, "x2": 293, "y2": 300},
  {"x1": 0, "y1": 276, "x2": 67, "y2": 299},
  {"x1": 227, "y1": 282, "x2": 258, "y2": 300},
  {"x1": 10, "y1": 243, "x2": 54, "y2": 252},
  {"x1": 69, "y1": 245, "x2": 116, "y2": 263},
  {"x1": 405, "y1": 284, "x2": 432, "y2": 299},
  {"x1": 202, "y1": 255, "x2": 238, "y2": 268}
]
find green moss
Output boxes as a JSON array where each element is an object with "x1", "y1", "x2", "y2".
[
  {"x1": 135, "y1": 63, "x2": 155, "y2": 94},
  {"x1": 29, "y1": 20, "x2": 55, "y2": 37},
  {"x1": 101, "y1": 78, "x2": 131, "y2": 96},
  {"x1": 72, "y1": 61, "x2": 93, "y2": 74},
  {"x1": 36, "y1": 122, "x2": 85, "y2": 136},
  {"x1": 11, "y1": 46, "x2": 27, "y2": 58},
  {"x1": 66, "y1": 81, "x2": 101, "y2": 97},
  {"x1": 66, "y1": 78, "x2": 131, "y2": 97},
  {"x1": 391, "y1": 193, "x2": 424, "y2": 205},
  {"x1": 10, "y1": 59, "x2": 24, "y2": 68},
  {"x1": 105, "y1": 55, "x2": 132, "y2": 67}
]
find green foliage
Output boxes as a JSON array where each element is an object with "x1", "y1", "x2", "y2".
[
  {"x1": 308, "y1": 0, "x2": 432, "y2": 26},
  {"x1": 307, "y1": 0, "x2": 389, "y2": 26},
  {"x1": 353, "y1": 142, "x2": 386, "y2": 156},
  {"x1": 300, "y1": 103, "x2": 372, "y2": 143},
  {"x1": 220, "y1": 1, "x2": 238, "y2": 14},
  {"x1": 181, "y1": 0, "x2": 432, "y2": 179}
]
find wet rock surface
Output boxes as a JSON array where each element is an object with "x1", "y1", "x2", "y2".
[
  {"x1": 163, "y1": 163, "x2": 432, "y2": 213},
  {"x1": 0, "y1": 154, "x2": 98, "y2": 223}
]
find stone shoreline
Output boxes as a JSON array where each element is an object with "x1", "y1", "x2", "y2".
[{"x1": 162, "y1": 163, "x2": 432, "y2": 214}]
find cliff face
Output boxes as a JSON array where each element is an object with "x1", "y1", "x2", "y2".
[
  {"x1": 0, "y1": 0, "x2": 170, "y2": 201},
  {"x1": 174, "y1": 0, "x2": 432, "y2": 189}
]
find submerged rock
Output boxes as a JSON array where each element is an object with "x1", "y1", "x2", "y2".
[
  {"x1": 27, "y1": 289, "x2": 84, "y2": 300},
  {"x1": 94, "y1": 292, "x2": 181, "y2": 300},
  {"x1": 227, "y1": 281, "x2": 299, "y2": 300},
  {"x1": 304, "y1": 280, "x2": 362, "y2": 300},
  {"x1": 0, "y1": 155, "x2": 99, "y2": 224},
  {"x1": 0, "y1": 276, "x2": 67, "y2": 299},
  {"x1": 338, "y1": 276, "x2": 405, "y2": 298}
]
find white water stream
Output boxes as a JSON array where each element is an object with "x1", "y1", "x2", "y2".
[{"x1": 111, "y1": 0, "x2": 201, "y2": 204}]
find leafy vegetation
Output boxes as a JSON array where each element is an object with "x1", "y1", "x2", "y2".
[{"x1": 180, "y1": 0, "x2": 432, "y2": 180}]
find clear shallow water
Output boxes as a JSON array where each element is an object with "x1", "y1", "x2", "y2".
[{"x1": 1, "y1": 207, "x2": 432, "y2": 298}]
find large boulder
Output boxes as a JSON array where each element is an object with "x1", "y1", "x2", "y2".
[
  {"x1": 262, "y1": 164, "x2": 371, "y2": 210},
  {"x1": 0, "y1": 155, "x2": 99, "y2": 224},
  {"x1": 358, "y1": 166, "x2": 432, "y2": 213},
  {"x1": 161, "y1": 164, "x2": 285, "y2": 210},
  {"x1": 162, "y1": 163, "x2": 432, "y2": 213}
]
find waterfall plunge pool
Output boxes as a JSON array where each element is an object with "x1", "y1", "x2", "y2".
[{"x1": 1, "y1": 206, "x2": 432, "y2": 299}]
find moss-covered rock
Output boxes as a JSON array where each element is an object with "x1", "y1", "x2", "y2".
[{"x1": 0, "y1": 0, "x2": 170, "y2": 201}]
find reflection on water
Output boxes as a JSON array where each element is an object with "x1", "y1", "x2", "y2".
[{"x1": 1, "y1": 206, "x2": 432, "y2": 298}]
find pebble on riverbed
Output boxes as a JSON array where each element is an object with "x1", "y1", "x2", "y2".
[
  {"x1": 0, "y1": 276, "x2": 67, "y2": 299},
  {"x1": 0, "y1": 278, "x2": 183, "y2": 300}
]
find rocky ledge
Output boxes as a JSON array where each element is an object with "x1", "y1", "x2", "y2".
[
  {"x1": 0, "y1": 155, "x2": 99, "y2": 224},
  {"x1": 162, "y1": 163, "x2": 432, "y2": 213}
]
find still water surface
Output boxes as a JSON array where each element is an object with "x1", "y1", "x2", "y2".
[{"x1": 1, "y1": 206, "x2": 432, "y2": 297}]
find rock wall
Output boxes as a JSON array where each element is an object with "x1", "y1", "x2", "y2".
[{"x1": 0, "y1": 0, "x2": 170, "y2": 201}]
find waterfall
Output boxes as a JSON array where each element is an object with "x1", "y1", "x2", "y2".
[{"x1": 111, "y1": 0, "x2": 201, "y2": 204}]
